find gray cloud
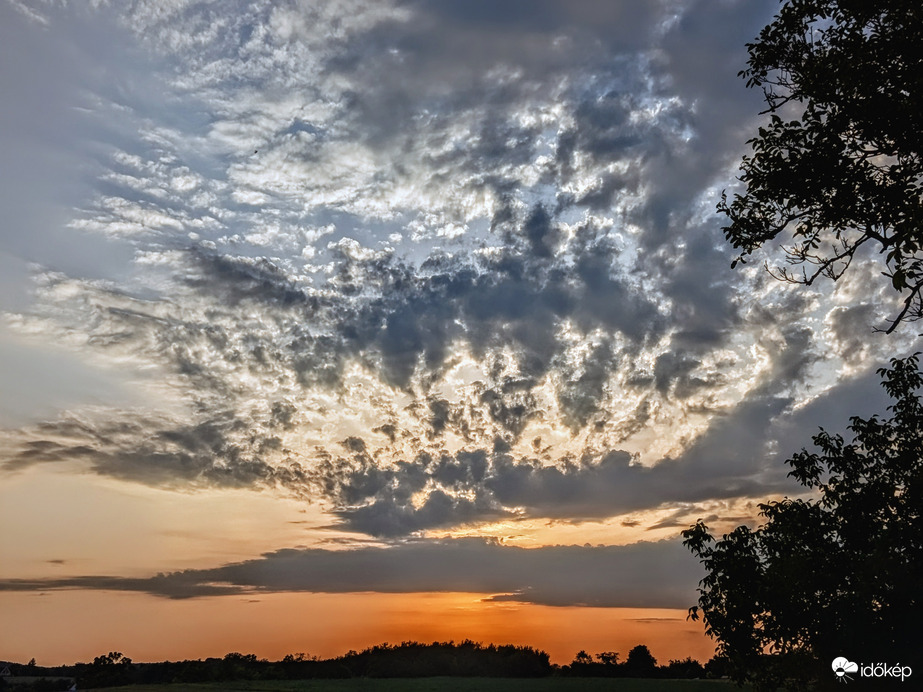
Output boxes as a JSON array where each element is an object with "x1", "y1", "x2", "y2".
[
  {"x1": 826, "y1": 304, "x2": 877, "y2": 365},
  {"x1": 0, "y1": 537, "x2": 700, "y2": 608},
  {"x1": 318, "y1": 437, "x2": 793, "y2": 537},
  {"x1": 333, "y1": 0, "x2": 668, "y2": 149},
  {"x1": 5, "y1": 411, "x2": 309, "y2": 494},
  {"x1": 331, "y1": 224, "x2": 665, "y2": 390}
]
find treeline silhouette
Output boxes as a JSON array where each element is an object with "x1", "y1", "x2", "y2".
[{"x1": 1, "y1": 642, "x2": 727, "y2": 690}]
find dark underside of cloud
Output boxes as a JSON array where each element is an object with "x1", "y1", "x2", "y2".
[{"x1": 0, "y1": 537, "x2": 701, "y2": 608}]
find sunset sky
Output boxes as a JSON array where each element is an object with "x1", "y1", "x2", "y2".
[{"x1": 1, "y1": 0, "x2": 918, "y2": 667}]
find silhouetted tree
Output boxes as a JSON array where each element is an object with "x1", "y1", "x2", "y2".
[
  {"x1": 718, "y1": 1, "x2": 923, "y2": 332},
  {"x1": 564, "y1": 649, "x2": 622, "y2": 678},
  {"x1": 220, "y1": 652, "x2": 267, "y2": 680},
  {"x1": 81, "y1": 651, "x2": 135, "y2": 688},
  {"x1": 624, "y1": 644, "x2": 658, "y2": 678},
  {"x1": 92, "y1": 651, "x2": 131, "y2": 667},
  {"x1": 595, "y1": 651, "x2": 619, "y2": 666},
  {"x1": 331, "y1": 640, "x2": 551, "y2": 678},
  {"x1": 664, "y1": 657, "x2": 705, "y2": 679},
  {"x1": 703, "y1": 654, "x2": 731, "y2": 679},
  {"x1": 572, "y1": 650, "x2": 593, "y2": 665},
  {"x1": 684, "y1": 355, "x2": 923, "y2": 690}
]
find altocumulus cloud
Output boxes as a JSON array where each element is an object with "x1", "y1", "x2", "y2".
[{"x1": 1, "y1": 0, "x2": 916, "y2": 543}]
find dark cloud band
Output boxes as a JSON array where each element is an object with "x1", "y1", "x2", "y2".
[{"x1": 0, "y1": 537, "x2": 700, "y2": 608}]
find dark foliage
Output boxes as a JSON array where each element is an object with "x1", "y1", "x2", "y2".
[
  {"x1": 623, "y1": 644, "x2": 658, "y2": 678},
  {"x1": 664, "y1": 657, "x2": 707, "y2": 679},
  {"x1": 684, "y1": 355, "x2": 923, "y2": 690},
  {"x1": 718, "y1": 0, "x2": 923, "y2": 332},
  {"x1": 3, "y1": 642, "x2": 717, "y2": 686},
  {"x1": 331, "y1": 641, "x2": 552, "y2": 678},
  {"x1": 563, "y1": 644, "x2": 710, "y2": 679},
  {"x1": 702, "y1": 654, "x2": 732, "y2": 679},
  {"x1": 10, "y1": 641, "x2": 552, "y2": 686},
  {"x1": 564, "y1": 648, "x2": 622, "y2": 678},
  {"x1": 80, "y1": 651, "x2": 133, "y2": 689}
]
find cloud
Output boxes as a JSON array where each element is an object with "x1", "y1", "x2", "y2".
[
  {"x1": 2, "y1": 0, "x2": 916, "y2": 546},
  {"x1": 318, "y1": 427, "x2": 794, "y2": 538},
  {"x1": 2, "y1": 311, "x2": 888, "y2": 542},
  {"x1": 0, "y1": 238, "x2": 873, "y2": 539},
  {"x1": 0, "y1": 537, "x2": 701, "y2": 608},
  {"x1": 4, "y1": 411, "x2": 309, "y2": 494},
  {"x1": 306, "y1": 322, "x2": 859, "y2": 537},
  {"x1": 825, "y1": 304, "x2": 877, "y2": 365}
]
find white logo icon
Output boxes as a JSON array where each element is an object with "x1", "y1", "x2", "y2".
[{"x1": 832, "y1": 657, "x2": 859, "y2": 683}]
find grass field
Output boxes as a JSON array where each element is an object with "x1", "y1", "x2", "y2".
[{"x1": 90, "y1": 678, "x2": 744, "y2": 692}]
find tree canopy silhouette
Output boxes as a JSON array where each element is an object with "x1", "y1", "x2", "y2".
[
  {"x1": 718, "y1": 0, "x2": 923, "y2": 332},
  {"x1": 683, "y1": 355, "x2": 923, "y2": 690},
  {"x1": 624, "y1": 644, "x2": 658, "y2": 678}
]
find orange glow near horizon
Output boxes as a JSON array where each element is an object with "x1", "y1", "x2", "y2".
[{"x1": 0, "y1": 590, "x2": 714, "y2": 667}]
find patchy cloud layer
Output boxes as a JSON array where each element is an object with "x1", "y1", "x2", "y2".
[{"x1": 1, "y1": 0, "x2": 917, "y2": 550}]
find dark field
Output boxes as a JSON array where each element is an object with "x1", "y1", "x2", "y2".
[{"x1": 90, "y1": 679, "x2": 744, "y2": 692}]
